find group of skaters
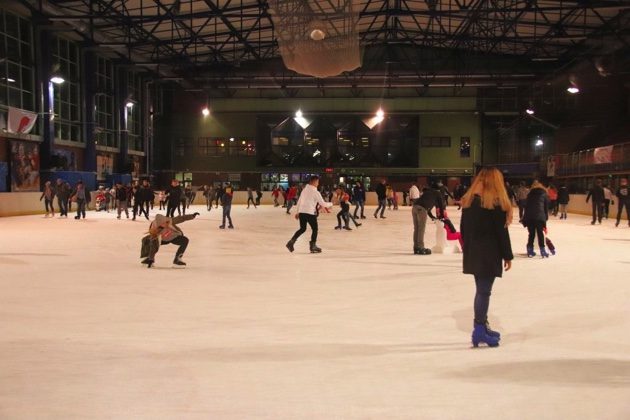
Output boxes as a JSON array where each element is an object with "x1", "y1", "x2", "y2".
[{"x1": 39, "y1": 179, "x2": 91, "y2": 219}]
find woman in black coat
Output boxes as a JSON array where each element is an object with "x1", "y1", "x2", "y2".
[
  {"x1": 557, "y1": 184, "x2": 570, "y2": 220},
  {"x1": 522, "y1": 181, "x2": 549, "y2": 258},
  {"x1": 460, "y1": 167, "x2": 514, "y2": 348}
]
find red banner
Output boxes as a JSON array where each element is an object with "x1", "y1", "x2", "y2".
[{"x1": 8, "y1": 107, "x2": 38, "y2": 134}]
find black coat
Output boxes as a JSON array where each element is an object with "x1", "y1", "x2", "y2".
[
  {"x1": 375, "y1": 183, "x2": 386, "y2": 200},
  {"x1": 166, "y1": 186, "x2": 183, "y2": 203},
  {"x1": 461, "y1": 196, "x2": 513, "y2": 278},
  {"x1": 557, "y1": 187, "x2": 570, "y2": 205},
  {"x1": 523, "y1": 188, "x2": 549, "y2": 224},
  {"x1": 586, "y1": 186, "x2": 605, "y2": 203}
]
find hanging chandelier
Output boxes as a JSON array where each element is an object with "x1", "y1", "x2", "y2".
[{"x1": 268, "y1": 0, "x2": 362, "y2": 78}]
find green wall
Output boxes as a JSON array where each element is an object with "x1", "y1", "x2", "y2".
[{"x1": 418, "y1": 113, "x2": 480, "y2": 170}]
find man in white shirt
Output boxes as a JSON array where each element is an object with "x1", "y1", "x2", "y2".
[
  {"x1": 409, "y1": 182, "x2": 421, "y2": 204},
  {"x1": 286, "y1": 175, "x2": 333, "y2": 253}
]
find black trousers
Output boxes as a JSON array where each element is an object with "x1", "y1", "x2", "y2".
[
  {"x1": 76, "y1": 199, "x2": 86, "y2": 218},
  {"x1": 474, "y1": 275, "x2": 495, "y2": 325},
  {"x1": 162, "y1": 236, "x2": 189, "y2": 258},
  {"x1": 44, "y1": 198, "x2": 54, "y2": 213},
  {"x1": 166, "y1": 201, "x2": 179, "y2": 217},
  {"x1": 518, "y1": 200, "x2": 526, "y2": 220},
  {"x1": 591, "y1": 201, "x2": 604, "y2": 223},
  {"x1": 133, "y1": 201, "x2": 147, "y2": 218},
  {"x1": 291, "y1": 213, "x2": 318, "y2": 242},
  {"x1": 527, "y1": 220, "x2": 546, "y2": 249},
  {"x1": 603, "y1": 199, "x2": 610, "y2": 218}
]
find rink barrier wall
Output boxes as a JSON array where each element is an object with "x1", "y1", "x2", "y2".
[{"x1": 0, "y1": 192, "x2": 627, "y2": 219}]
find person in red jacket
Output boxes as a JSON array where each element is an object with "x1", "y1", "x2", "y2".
[{"x1": 285, "y1": 184, "x2": 298, "y2": 214}]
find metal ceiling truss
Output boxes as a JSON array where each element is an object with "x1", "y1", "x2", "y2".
[{"x1": 20, "y1": 0, "x2": 630, "y2": 89}]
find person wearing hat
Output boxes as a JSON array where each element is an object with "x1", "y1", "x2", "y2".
[{"x1": 142, "y1": 212, "x2": 199, "y2": 268}]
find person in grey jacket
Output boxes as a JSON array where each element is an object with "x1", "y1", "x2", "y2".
[
  {"x1": 142, "y1": 212, "x2": 199, "y2": 268},
  {"x1": 522, "y1": 181, "x2": 549, "y2": 258},
  {"x1": 40, "y1": 181, "x2": 56, "y2": 217}
]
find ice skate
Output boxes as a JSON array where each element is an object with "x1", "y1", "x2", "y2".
[
  {"x1": 485, "y1": 321, "x2": 501, "y2": 340},
  {"x1": 286, "y1": 239, "x2": 296, "y2": 253},
  {"x1": 540, "y1": 247, "x2": 550, "y2": 258},
  {"x1": 173, "y1": 255, "x2": 186, "y2": 267},
  {"x1": 472, "y1": 323, "x2": 499, "y2": 348},
  {"x1": 343, "y1": 226, "x2": 352, "y2": 231},
  {"x1": 309, "y1": 241, "x2": 322, "y2": 253},
  {"x1": 334, "y1": 226, "x2": 342, "y2": 230},
  {"x1": 527, "y1": 246, "x2": 536, "y2": 258}
]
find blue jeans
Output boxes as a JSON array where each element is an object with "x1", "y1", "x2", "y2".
[
  {"x1": 353, "y1": 200, "x2": 364, "y2": 218},
  {"x1": 222, "y1": 203, "x2": 233, "y2": 226},
  {"x1": 474, "y1": 275, "x2": 495, "y2": 324},
  {"x1": 374, "y1": 199, "x2": 386, "y2": 217}
]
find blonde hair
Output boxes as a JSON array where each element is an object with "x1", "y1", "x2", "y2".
[{"x1": 461, "y1": 167, "x2": 513, "y2": 224}]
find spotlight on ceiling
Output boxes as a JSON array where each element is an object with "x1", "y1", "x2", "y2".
[
  {"x1": 526, "y1": 108, "x2": 535, "y2": 115},
  {"x1": 535, "y1": 138, "x2": 544, "y2": 147},
  {"x1": 201, "y1": 107, "x2": 210, "y2": 117},
  {"x1": 295, "y1": 109, "x2": 303, "y2": 119},
  {"x1": 126, "y1": 101, "x2": 135, "y2": 109},
  {"x1": 376, "y1": 108, "x2": 384, "y2": 118},
  {"x1": 567, "y1": 85, "x2": 580, "y2": 94},
  {"x1": 50, "y1": 76, "x2": 65, "y2": 84}
]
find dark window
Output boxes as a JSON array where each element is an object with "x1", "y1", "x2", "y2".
[
  {"x1": 460, "y1": 137, "x2": 471, "y2": 158},
  {"x1": 421, "y1": 136, "x2": 451, "y2": 147}
]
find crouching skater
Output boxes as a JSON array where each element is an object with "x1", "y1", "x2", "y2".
[{"x1": 141, "y1": 212, "x2": 199, "y2": 268}]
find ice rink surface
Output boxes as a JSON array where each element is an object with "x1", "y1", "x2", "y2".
[{"x1": 1, "y1": 204, "x2": 629, "y2": 419}]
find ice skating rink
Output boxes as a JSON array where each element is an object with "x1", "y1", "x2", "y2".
[{"x1": 1, "y1": 205, "x2": 629, "y2": 419}]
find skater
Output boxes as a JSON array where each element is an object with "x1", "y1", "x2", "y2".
[
  {"x1": 132, "y1": 185, "x2": 147, "y2": 221},
  {"x1": 286, "y1": 184, "x2": 298, "y2": 214},
  {"x1": 202, "y1": 185, "x2": 214, "y2": 211},
  {"x1": 586, "y1": 179, "x2": 605, "y2": 225},
  {"x1": 335, "y1": 193, "x2": 361, "y2": 230},
  {"x1": 460, "y1": 167, "x2": 513, "y2": 348},
  {"x1": 386, "y1": 184, "x2": 394, "y2": 209},
  {"x1": 286, "y1": 175, "x2": 333, "y2": 253},
  {"x1": 272, "y1": 186, "x2": 280, "y2": 207},
  {"x1": 522, "y1": 181, "x2": 550, "y2": 258},
  {"x1": 115, "y1": 182, "x2": 129, "y2": 219},
  {"x1": 71, "y1": 181, "x2": 91, "y2": 220},
  {"x1": 557, "y1": 184, "x2": 570, "y2": 219},
  {"x1": 255, "y1": 188, "x2": 263, "y2": 206},
  {"x1": 180, "y1": 187, "x2": 189, "y2": 215},
  {"x1": 547, "y1": 184, "x2": 558, "y2": 216},
  {"x1": 40, "y1": 181, "x2": 56, "y2": 217},
  {"x1": 603, "y1": 183, "x2": 613, "y2": 219},
  {"x1": 411, "y1": 184, "x2": 444, "y2": 255},
  {"x1": 246, "y1": 187, "x2": 257, "y2": 209},
  {"x1": 56, "y1": 179, "x2": 69, "y2": 217},
  {"x1": 141, "y1": 212, "x2": 200, "y2": 268},
  {"x1": 454, "y1": 184, "x2": 467, "y2": 210},
  {"x1": 515, "y1": 181, "x2": 529, "y2": 222},
  {"x1": 438, "y1": 181, "x2": 453, "y2": 206},
  {"x1": 65, "y1": 182, "x2": 73, "y2": 214},
  {"x1": 615, "y1": 178, "x2": 630, "y2": 227},
  {"x1": 438, "y1": 209, "x2": 463, "y2": 250},
  {"x1": 403, "y1": 190, "x2": 409, "y2": 206},
  {"x1": 165, "y1": 180, "x2": 183, "y2": 217},
  {"x1": 140, "y1": 180, "x2": 154, "y2": 219},
  {"x1": 352, "y1": 181, "x2": 366, "y2": 219},
  {"x1": 158, "y1": 190, "x2": 166, "y2": 210},
  {"x1": 214, "y1": 184, "x2": 223, "y2": 209},
  {"x1": 219, "y1": 183, "x2": 234, "y2": 229},
  {"x1": 374, "y1": 179, "x2": 387, "y2": 219}
]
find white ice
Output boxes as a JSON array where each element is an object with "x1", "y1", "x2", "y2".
[{"x1": 1, "y1": 204, "x2": 629, "y2": 419}]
